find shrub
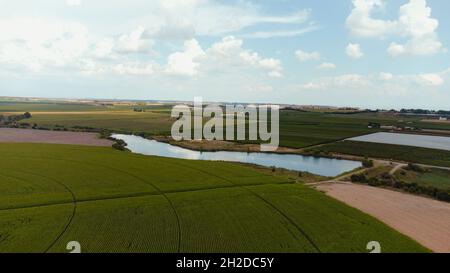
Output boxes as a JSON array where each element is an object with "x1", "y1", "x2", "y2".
[
  {"x1": 112, "y1": 139, "x2": 128, "y2": 151},
  {"x1": 406, "y1": 163, "x2": 426, "y2": 173},
  {"x1": 99, "y1": 130, "x2": 111, "y2": 139},
  {"x1": 362, "y1": 158, "x2": 374, "y2": 168},
  {"x1": 436, "y1": 191, "x2": 450, "y2": 202},
  {"x1": 351, "y1": 174, "x2": 367, "y2": 183},
  {"x1": 368, "y1": 178, "x2": 381, "y2": 187},
  {"x1": 379, "y1": 172, "x2": 394, "y2": 183}
]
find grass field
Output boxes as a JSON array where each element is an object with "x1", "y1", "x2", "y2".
[
  {"x1": 26, "y1": 111, "x2": 174, "y2": 135},
  {"x1": 17, "y1": 104, "x2": 449, "y2": 148},
  {"x1": 3, "y1": 100, "x2": 450, "y2": 147},
  {"x1": 0, "y1": 143, "x2": 428, "y2": 253},
  {"x1": 315, "y1": 141, "x2": 450, "y2": 168},
  {"x1": 395, "y1": 168, "x2": 450, "y2": 192},
  {"x1": 0, "y1": 101, "x2": 108, "y2": 112}
]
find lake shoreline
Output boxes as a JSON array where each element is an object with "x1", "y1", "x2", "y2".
[{"x1": 112, "y1": 134, "x2": 363, "y2": 177}]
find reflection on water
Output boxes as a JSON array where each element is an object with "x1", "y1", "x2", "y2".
[{"x1": 112, "y1": 134, "x2": 362, "y2": 177}]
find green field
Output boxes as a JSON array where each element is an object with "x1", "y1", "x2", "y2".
[
  {"x1": 26, "y1": 111, "x2": 175, "y2": 135},
  {"x1": 315, "y1": 141, "x2": 450, "y2": 168},
  {"x1": 395, "y1": 168, "x2": 450, "y2": 192},
  {"x1": 3, "y1": 100, "x2": 450, "y2": 149},
  {"x1": 276, "y1": 110, "x2": 449, "y2": 148},
  {"x1": 12, "y1": 102, "x2": 448, "y2": 148},
  {"x1": 0, "y1": 101, "x2": 109, "y2": 112},
  {"x1": 0, "y1": 143, "x2": 427, "y2": 253}
]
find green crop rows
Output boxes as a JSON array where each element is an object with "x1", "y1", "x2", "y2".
[{"x1": 0, "y1": 143, "x2": 427, "y2": 253}]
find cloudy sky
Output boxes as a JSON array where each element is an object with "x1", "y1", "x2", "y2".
[{"x1": 0, "y1": 0, "x2": 449, "y2": 109}]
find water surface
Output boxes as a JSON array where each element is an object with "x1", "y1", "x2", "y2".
[{"x1": 112, "y1": 134, "x2": 362, "y2": 177}]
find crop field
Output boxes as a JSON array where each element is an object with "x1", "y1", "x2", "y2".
[
  {"x1": 3, "y1": 100, "x2": 445, "y2": 148},
  {"x1": 0, "y1": 143, "x2": 428, "y2": 253},
  {"x1": 3, "y1": 100, "x2": 450, "y2": 148},
  {"x1": 26, "y1": 111, "x2": 175, "y2": 135},
  {"x1": 0, "y1": 101, "x2": 108, "y2": 112},
  {"x1": 395, "y1": 168, "x2": 450, "y2": 192},
  {"x1": 316, "y1": 141, "x2": 450, "y2": 168}
]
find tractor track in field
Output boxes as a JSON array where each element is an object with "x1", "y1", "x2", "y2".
[
  {"x1": 174, "y1": 162, "x2": 322, "y2": 253},
  {"x1": 5, "y1": 169, "x2": 78, "y2": 253},
  {"x1": 3, "y1": 155, "x2": 183, "y2": 253},
  {"x1": 3, "y1": 154, "x2": 319, "y2": 253},
  {"x1": 0, "y1": 180, "x2": 293, "y2": 212}
]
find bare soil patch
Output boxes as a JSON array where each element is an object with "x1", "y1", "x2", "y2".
[
  {"x1": 422, "y1": 119, "x2": 450, "y2": 124},
  {"x1": 0, "y1": 128, "x2": 113, "y2": 147},
  {"x1": 316, "y1": 183, "x2": 450, "y2": 253}
]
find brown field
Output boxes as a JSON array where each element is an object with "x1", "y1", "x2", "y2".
[
  {"x1": 316, "y1": 183, "x2": 450, "y2": 253},
  {"x1": 422, "y1": 119, "x2": 450, "y2": 124},
  {"x1": 0, "y1": 128, "x2": 113, "y2": 147}
]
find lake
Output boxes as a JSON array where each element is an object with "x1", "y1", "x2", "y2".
[
  {"x1": 349, "y1": 132, "x2": 450, "y2": 151},
  {"x1": 112, "y1": 134, "x2": 362, "y2": 177}
]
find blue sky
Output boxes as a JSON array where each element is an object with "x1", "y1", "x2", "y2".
[{"x1": 0, "y1": 0, "x2": 449, "y2": 109}]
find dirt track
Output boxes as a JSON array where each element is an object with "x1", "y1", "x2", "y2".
[
  {"x1": 317, "y1": 183, "x2": 450, "y2": 253},
  {"x1": 0, "y1": 128, "x2": 113, "y2": 147}
]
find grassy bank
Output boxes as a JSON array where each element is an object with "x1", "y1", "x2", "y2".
[{"x1": 394, "y1": 167, "x2": 450, "y2": 192}]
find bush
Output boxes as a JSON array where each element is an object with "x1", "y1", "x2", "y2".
[
  {"x1": 362, "y1": 158, "x2": 374, "y2": 168},
  {"x1": 99, "y1": 130, "x2": 111, "y2": 139},
  {"x1": 368, "y1": 178, "x2": 382, "y2": 187},
  {"x1": 406, "y1": 163, "x2": 426, "y2": 173},
  {"x1": 379, "y1": 172, "x2": 394, "y2": 183},
  {"x1": 112, "y1": 139, "x2": 128, "y2": 151},
  {"x1": 351, "y1": 174, "x2": 367, "y2": 183},
  {"x1": 364, "y1": 174, "x2": 450, "y2": 203}
]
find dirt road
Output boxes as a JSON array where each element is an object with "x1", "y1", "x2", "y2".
[{"x1": 316, "y1": 183, "x2": 450, "y2": 253}]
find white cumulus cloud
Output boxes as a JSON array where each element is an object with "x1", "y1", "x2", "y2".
[
  {"x1": 418, "y1": 73, "x2": 444, "y2": 86},
  {"x1": 295, "y1": 50, "x2": 321, "y2": 62},
  {"x1": 346, "y1": 0, "x2": 443, "y2": 56},
  {"x1": 0, "y1": 17, "x2": 89, "y2": 71},
  {"x1": 165, "y1": 39, "x2": 205, "y2": 76},
  {"x1": 205, "y1": 36, "x2": 283, "y2": 78},
  {"x1": 115, "y1": 26, "x2": 154, "y2": 54},
  {"x1": 346, "y1": 43, "x2": 364, "y2": 59},
  {"x1": 317, "y1": 62, "x2": 336, "y2": 70},
  {"x1": 380, "y1": 72, "x2": 394, "y2": 80}
]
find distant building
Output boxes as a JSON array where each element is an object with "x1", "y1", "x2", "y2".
[{"x1": 439, "y1": 117, "x2": 448, "y2": 121}]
